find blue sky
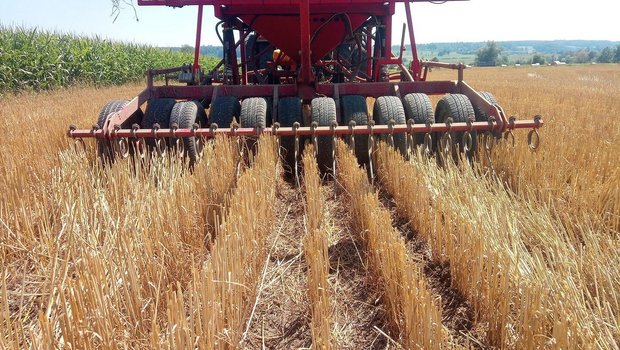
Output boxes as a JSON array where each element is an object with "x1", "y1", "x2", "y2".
[{"x1": 1, "y1": 0, "x2": 619, "y2": 46}]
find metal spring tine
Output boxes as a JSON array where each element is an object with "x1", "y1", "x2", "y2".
[
  {"x1": 192, "y1": 123, "x2": 205, "y2": 161},
  {"x1": 293, "y1": 122, "x2": 300, "y2": 188},
  {"x1": 406, "y1": 119, "x2": 414, "y2": 160},
  {"x1": 387, "y1": 119, "x2": 395, "y2": 148},
  {"x1": 442, "y1": 117, "x2": 453, "y2": 161},
  {"x1": 311, "y1": 121, "x2": 318, "y2": 158},
  {"x1": 152, "y1": 123, "x2": 166, "y2": 157},
  {"x1": 171, "y1": 123, "x2": 185, "y2": 157},
  {"x1": 463, "y1": 117, "x2": 474, "y2": 153},
  {"x1": 348, "y1": 120, "x2": 356, "y2": 153},
  {"x1": 423, "y1": 132, "x2": 433, "y2": 156},
  {"x1": 74, "y1": 138, "x2": 87, "y2": 157},
  {"x1": 233, "y1": 122, "x2": 243, "y2": 179},
  {"x1": 423, "y1": 118, "x2": 432, "y2": 156},
  {"x1": 118, "y1": 138, "x2": 130, "y2": 159},
  {"x1": 504, "y1": 116, "x2": 517, "y2": 147},
  {"x1": 272, "y1": 122, "x2": 281, "y2": 169},
  {"x1": 331, "y1": 120, "x2": 337, "y2": 180},
  {"x1": 368, "y1": 120, "x2": 375, "y2": 184},
  {"x1": 133, "y1": 139, "x2": 146, "y2": 159},
  {"x1": 112, "y1": 125, "x2": 129, "y2": 159},
  {"x1": 528, "y1": 115, "x2": 542, "y2": 151}
]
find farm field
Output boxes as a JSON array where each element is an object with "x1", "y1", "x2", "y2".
[{"x1": 0, "y1": 65, "x2": 619, "y2": 349}]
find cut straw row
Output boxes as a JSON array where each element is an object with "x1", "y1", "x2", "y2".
[
  {"x1": 376, "y1": 144, "x2": 618, "y2": 348},
  {"x1": 1, "y1": 136, "x2": 243, "y2": 348},
  {"x1": 302, "y1": 144, "x2": 332, "y2": 349},
  {"x1": 335, "y1": 140, "x2": 448, "y2": 349},
  {"x1": 154, "y1": 136, "x2": 279, "y2": 348}
]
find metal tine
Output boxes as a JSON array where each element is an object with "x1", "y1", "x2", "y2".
[
  {"x1": 293, "y1": 122, "x2": 301, "y2": 188},
  {"x1": 367, "y1": 120, "x2": 375, "y2": 185},
  {"x1": 113, "y1": 124, "x2": 130, "y2": 159},
  {"x1": 348, "y1": 120, "x2": 356, "y2": 153},
  {"x1": 423, "y1": 118, "x2": 432, "y2": 157},
  {"x1": 311, "y1": 121, "x2": 318, "y2": 158},
  {"x1": 528, "y1": 115, "x2": 542, "y2": 151},
  {"x1": 152, "y1": 123, "x2": 166, "y2": 157},
  {"x1": 331, "y1": 120, "x2": 337, "y2": 180},
  {"x1": 406, "y1": 118, "x2": 414, "y2": 160},
  {"x1": 68, "y1": 125, "x2": 88, "y2": 157},
  {"x1": 171, "y1": 122, "x2": 185, "y2": 158},
  {"x1": 387, "y1": 119, "x2": 395, "y2": 148},
  {"x1": 233, "y1": 122, "x2": 244, "y2": 179},
  {"x1": 272, "y1": 122, "x2": 281, "y2": 170}
]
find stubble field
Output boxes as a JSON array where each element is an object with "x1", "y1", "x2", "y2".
[{"x1": 1, "y1": 65, "x2": 619, "y2": 349}]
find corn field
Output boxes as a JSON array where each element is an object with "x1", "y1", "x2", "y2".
[
  {"x1": 0, "y1": 26, "x2": 217, "y2": 93},
  {"x1": 0, "y1": 64, "x2": 619, "y2": 349}
]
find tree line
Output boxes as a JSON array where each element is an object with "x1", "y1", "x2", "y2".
[{"x1": 475, "y1": 41, "x2": 620, "y2": 66}]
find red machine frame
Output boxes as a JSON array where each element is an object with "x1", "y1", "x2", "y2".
[{"x1": 68, "y1": 0, "x2": 543, "y2": 149}]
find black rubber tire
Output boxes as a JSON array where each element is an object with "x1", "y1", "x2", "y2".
[
  {"x1": 373, "y1": 96, "x2": 407, "y2": 156},
  {"x1": 403, "y1": 93, "x2": 434, "y2": 148},
  {"x1": 96, "y1": 99, "x2": 144, "y2": 164},
  {"x1": 311, "y1": 97, "x2": 337, "y2": 174},
  {"x1": 209, "y1": 96, "x2": 240, "y2": 129},
  {"x1": 169, "y1": 101, "x2": 207, "y2": 168},
  {"x1": 278, "y1": 97, "x2": 303, "y2": 175},
  {"x1": 435, "y1": 94, "x2": 477, "y2": 160},
  {"x1": 341, "y1": 95, "x2": 369, "y2": 165},
  {"x1": 240, "y1": 97, "x2": 268, "y2": 128},
  {"x1": 141, "y1": 98, "x2": 176, "y2": 150}
]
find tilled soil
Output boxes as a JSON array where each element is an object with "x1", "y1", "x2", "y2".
[{"x1": 244, "y1": 177, "x2": 489, "y2": 349}]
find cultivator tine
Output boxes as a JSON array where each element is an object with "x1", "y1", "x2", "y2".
[
  {"x1": 331, "y1": 120, "x2": 337, "y2": 179},
  {"x1": 171, "y1": 123, "x2": 185, "y2": 157},
  {"x1": 130, "y1": 124, "x2": 145, "y2": 159},
  {"x1": 233, "y1": 122, "x2": 244, "y2": 179},
  {"x1": 504, "y1": 116, "x2": 517, "y2": 147},
  {"x1": 272, "y1": 122, "x2": 281, "y2": 168},
  {"x1": 193, "y1": 123, "x2": 205, "y2": 161},
  {"x1": 367, "y1": 120, "x2": 375, "y2": 184},
  {"x1": 440, "y1": 118, "x2": 453, "y2": 161},
  {"x1": 423, "y1": 119, "x2": 433, "y2": 156},
  {"x1": 293, "y1": 122, "x2": 301, "y2": 188},
  {"x1": 348, "y1": 120, "x2": 356, "y2": 153},
  {"x1": 68, "y1": 125, "x2": 88, "y2": 157},
  {"x1": 150, "y1": 123, "x2": 166, "y2": 157},
  {"x1": 406, "y1": 119, "x2": 414, "y2": 160},
  {"x1": 387, "y1": 119, "x2": 395, "y2": 148},
  {"x1": 462, "y1": 117, "x2": 474, "y2": 154},
  {"x1": 134, "y1": 139, "x2": 147, "y2": 159},
  {"x1": 112, "y1": 125, "x2": 130, "y2": 159},
  {"x1": 528, "y1": 116, "x2": 542, "y2": 151},
  {"x1": 311, "y1": 121, "x2": 319, "y2": 158}
]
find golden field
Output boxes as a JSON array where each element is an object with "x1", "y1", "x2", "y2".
[{"x1": 0, "y1": 64, "x2": 619, "y2": 349}]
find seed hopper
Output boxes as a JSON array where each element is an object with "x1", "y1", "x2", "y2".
[{"x1": 68, "y1": 0, "x2": 543, "y2": 175}]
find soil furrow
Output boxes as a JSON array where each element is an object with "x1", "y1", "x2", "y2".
[
  {"x1": 244, "y1": 179, "x2": 312, "y2": 349},
  {"x1": 377, "y1": 189, "x2": 492, "y2": 349},
  {"x1": 322, "y1": 185, "x2": 390, "y2": 349}
]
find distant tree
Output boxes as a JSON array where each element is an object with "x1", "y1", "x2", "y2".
[
  {"x1": 475, "y1": 41, "x2": 502, "y2": 67},
  {"x1": 614, "y1": 45, "x2": 620, "y2": 63},
  {"x1": 431, "y1": 56, "x2": 439, "y2": 62},
  {"x1": 597, "y1": 47, "x2": 614, "y2": 63},
  {"x1": 531, "y1": 53, "x2": 546, "y2": 65},
  {"x1": 571, "y1": 49, "x2": 590, "y2": 64},
  {"x1": 588, "y1": 50, "x2": 598, "y2": 62}
]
